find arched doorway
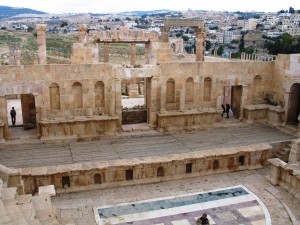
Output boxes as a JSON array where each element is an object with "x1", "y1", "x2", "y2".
[{"x1": 287, "y1": 83, "x2": 300, "y2": 125}]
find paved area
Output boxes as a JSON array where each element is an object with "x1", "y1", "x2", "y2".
[
  {"x1": 52, "y1": 167, "x2": 299, "y2": 225},
  {"x1": 95, "y1": 185, "x2": 269, "y2": 225},
  {"x1": 0, "y1": 124, "x2": 295, "y2": 168}
]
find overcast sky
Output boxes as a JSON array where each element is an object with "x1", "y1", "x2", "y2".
[{"x1": 1, "y1": 0, "x2": 299, "y2": 14}]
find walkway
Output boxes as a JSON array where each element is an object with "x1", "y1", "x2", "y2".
[{"x1": 0, "y1": 124, "x2": 295, "y2": 168}]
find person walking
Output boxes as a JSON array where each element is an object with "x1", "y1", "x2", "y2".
[
  {"x1": 225, "y1": 104, "x2": 231, "y2": 118},
  {"x1": 10, "y1": 107, "x2": 16, "y2": 126},
  {"x1": 221, "y1": 104, "x2": 225, "y2": 117}
]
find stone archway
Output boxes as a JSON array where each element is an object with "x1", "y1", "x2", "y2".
[{"x1": 287, "y1": 83, "x2": 300, "y2": 125}]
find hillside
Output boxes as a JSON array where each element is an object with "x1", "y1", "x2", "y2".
[{"x1": 0, "y1": 6, "x2": 46, "y2": 19}]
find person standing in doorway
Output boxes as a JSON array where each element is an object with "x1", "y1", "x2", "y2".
[
  {"x1": 196, "y1": 213, "x2": 210, "y2": 225},
  {"x1": 225, "y1": 104, "x2": 231, "y2": 118},
  {"x1": 10, "y1": 107, "x2": 16, "y2": 126}
]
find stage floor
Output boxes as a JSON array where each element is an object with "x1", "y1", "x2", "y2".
[{"x1": 94, "y1": 185, "x2": 270, "y2": 225}]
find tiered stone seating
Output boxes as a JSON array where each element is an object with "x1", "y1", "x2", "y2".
[
  {"x1": 0, "y1": 179, "x2": 13, "y2": 225},
  {"x1": 2, "y1": 186, "x2": 29, "y2": 225},
  {"x1": 32, "y1": 194, "x2": 60, "y2": 225},
  {"x1": 0, "y1": 179, "x2": 64, "y2": 225},
  {"x1": 16, "y1": 194, "x2": 42, "y2": 225}
]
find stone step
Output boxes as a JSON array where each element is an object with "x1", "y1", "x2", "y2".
[
  {"x1": 16, "y1": 194, "x2": 37, "y2": 222},
  {"x1": 3, "y1": 199, "x2": 30, "y2": 225},
  {"x1": 32, "y1": 195, "x2": 60, "y2": 225}
]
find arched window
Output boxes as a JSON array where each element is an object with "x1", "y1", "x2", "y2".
[
  {"x1": 72, "y1": 82, "x2": 83, "y2": 108},
  {"x1": 204, "y1": 77, "x2": 212, "y2": 101},
  {"x1": 95, "y1": 81, "x2": 105, "y2": 107},
  {"x1": 253, "y1": 75, "x2": 262, "y2": 98},
  {"x1": 166, "y1": 79, "x2": 175, "y2": 103},
  {"x1": 157, "y1": 167, "x2": 164, "y2": 177},
  {"x1": 94, "y1": 174, "x2": 102, "y2": 184},
  {"x1": 186, "y1": 77, "x2": 194, "y2": 102},
  {"x1": 49, "y1": 83, "x2": 60, "y2": 110}
]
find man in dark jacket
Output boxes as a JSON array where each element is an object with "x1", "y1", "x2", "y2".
[
  {"x1": 196, "y1": 213, "x2": 210, "y2": 225},
  {"x1": 10, "y1": 107, "x2": 16, "y2": 126}
]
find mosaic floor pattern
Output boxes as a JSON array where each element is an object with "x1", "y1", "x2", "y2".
[{"x1": 94, "y1": 185, "x2": 271, "y2": 225}]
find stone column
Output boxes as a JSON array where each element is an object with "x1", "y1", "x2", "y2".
[
  {"x1": 179, "y1": 90, "x2": 185, "y2": 112},
  {"x1": 36, "y1": 24, "x2": 47, "y2": 65},
  {"x1": 289, "y1": 139, "x2": 300, "y2": 163},
  {"x1": 145, "y1": 43, "x2": 150, "y2": 64},
  {"x1": 160, "y1": 26, "x2": 170, "y2": 43},
  {"x1": 92, "y1": 43, "x2": 99, "y2": 63},
  {"x1": 130, "y1": 43, "x2": 136, "y2": 66},
  {"x1": 195, "y1": 28, "x2": 205, "y2": 61},
  {"x1": 103, "y1": 43, "x2": 110, "y2": 63},
  {"x1": 109, "y1": 97, "x2": 115, "y2": 116},
  {"x1": 77, "y1": 24, "x2": 88, "y2": 43},
  {"x1": 160, "y1": 83, "x2": 166, "y2": 114}
]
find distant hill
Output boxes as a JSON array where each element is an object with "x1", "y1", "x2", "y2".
[{"x1": 0, "y1": 6, "x2": 46, "y2": 19}]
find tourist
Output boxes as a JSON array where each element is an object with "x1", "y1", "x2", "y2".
[
  {"x1": 225, "y1": 104, "x2": 231, "y2": 118},
  {"x1": 221, "y1": 104, "x2": 225, "y2": 117},
  {"x1": 196, "y1": 213, "x2": 210, "y2": 225},
  {"x1": 10, "y1": 107, "x2": 16, "y2": 126}
]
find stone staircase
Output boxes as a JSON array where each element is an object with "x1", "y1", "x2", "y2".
[
  {"x1": 274, "y1": 142, "x2": 292, "y2": 162},
  {"x1": 0, "y1": 178, "x2": 74, "y2": 225}
]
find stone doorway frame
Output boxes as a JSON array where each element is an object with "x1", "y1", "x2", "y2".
[{"x1": 285, "y1": 80, "x2": 300, "y2": 126}]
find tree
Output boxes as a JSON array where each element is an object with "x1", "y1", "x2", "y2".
[
  {"x1": 289, "y1": 7, "x2": 295, "y2": 14},
  {"x1": 264, "y1": 33, "x2": 300, "y2": 55},
  {"x1": 239, "y1": 34, "x2": 245, "y2": 51},
  {"x1": 217, "y1": 45, "x2": 224, "y2": 56},
  {"x1": 60, "y1": 21, "x2": 68, "y2": 28},
  {"x1": 205, "y1": 40, "x2": 212, "y2": 51},
  {"x1": 182, "y1": 35, "x2": 189, "y2": 42},
  {"x1": 125, "y1": 17, "x2": 132, "y2": 21}
]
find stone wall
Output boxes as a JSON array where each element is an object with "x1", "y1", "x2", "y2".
[{"x1": 6, "y1": 143, "x2": 271, "y2": 194}]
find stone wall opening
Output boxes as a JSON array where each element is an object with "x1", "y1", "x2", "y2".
[
  {"x1": 6, "y1": 95, "x2": 23, "y2": 126},
  {"x1": 239, "y1": 156, "x2": 245, "y2": 165},
  {"x1": 287, "y1": 83, "x2": 300, "y2": 125},
  {"x1": 125, "y1": 169, "x2": 133, "y2": 181},
  {"x1": 121, "y1": 78, "x2": 147, "y2": 125},
  {"x1": 186, "y1": 163, "x2": 192, "y2": 173},
  {"x1": 94, "y1": 174, "x2": 102, "y2": 184},
  {"x1": 231, "y1": 85, "x2": 243, "y2": 119},
  {"x1": 157, "y1": 167, "x2": 165, "y2": 177},
  {"x1": 62, "y1": 176, "x2": 70, "y2": 188},
  {"x1": 213, "y1": 160, "x2": 219, "y2": 170}
]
